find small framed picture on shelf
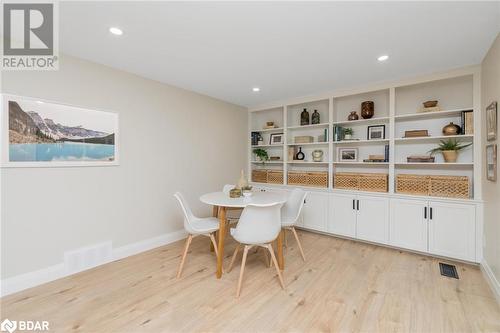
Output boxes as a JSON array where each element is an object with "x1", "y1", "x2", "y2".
[
  {"x1": 338, "y1": 147, "x2": 358, "y2": 162},
  {"x1": 269, "y1": 133, "x2": 284, "y2": 145},
  {"x1": 367, "y1": 125, "x2": 385, "y2": 140},
  {"x1": 486, "y1": 144, "x2": 497, "y2": 181},
  {"x1": 486, "y1": 101, "x2": 497, "y2": 141}
]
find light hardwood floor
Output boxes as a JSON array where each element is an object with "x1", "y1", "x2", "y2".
[{"x1": 1, "y1": 231, "x2": 500, "y2": 333}]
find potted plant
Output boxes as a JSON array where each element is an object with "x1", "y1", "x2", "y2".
[
  {"x1": 343, "y1": 128, "x2": 354, "y2": 140},
  {"x1": 428, "y1": 139, "x2": 472, "y2": 163},
  {"x1": 253, "y1": 148, "x2": 269, "y2": 163}
]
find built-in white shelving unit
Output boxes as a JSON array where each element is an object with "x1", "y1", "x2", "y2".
[{"x1": 248, "y1": 67, "x2": 481, "y2": 200}]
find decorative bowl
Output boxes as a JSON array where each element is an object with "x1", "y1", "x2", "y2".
[
  {"x1": 423, "y1": 100, "x2": 438, "y2": 108},
  {"x1": 242, "y1": 191, "x2": 252, "y2": 197}
]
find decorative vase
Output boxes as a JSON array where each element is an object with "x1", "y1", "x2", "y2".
[
  {"x1": 361, "y1": 101, "x2": 374, "y2": 119},
  {"x1": 311, "y1": 110, "x2": 320, "y2": 124},
  {"x1": 348, "y1": 111, "x2": 359, "y2": 121},
  {"x1": 442, "y1": 122, "x2": 461, "y2": 136},
  {"x1": 237, "y1": 169, "x2": 248, "y2": 189},
  {"x1": 300, "y1": 108, "x2": 310, "y2": 126},
  {"x1": 442, "y1": 150, "x2": 458, "y2": 163},
  {"x1": 312, "y1": 150, "x2": 324, "y2": 162},
  {"x1": 295, "y1": 147, "x2": 305, "y2": 160}
]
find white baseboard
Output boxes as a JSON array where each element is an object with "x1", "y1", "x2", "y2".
[
  {"x1": 480, "y1": 260, "x2": 500, "y2": 305},
  {"x1": 0, "y1": 229, "x2": 187, "y2": 298}
]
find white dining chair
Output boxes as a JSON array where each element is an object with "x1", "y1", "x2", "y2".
[
  {"x1": 174, "y1": 192, "x2": 220, "y2": 278},
  {"x1": 227, "y1": 203, "x2": 285, "y2": 297},
  {"x1": 281, "y1": 189, "x2": 308, "y2": 261}
]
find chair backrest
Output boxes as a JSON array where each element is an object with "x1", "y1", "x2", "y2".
[
  {"x1": 222, "y1": 184, "x2": 234, "y2": 195},
  {"x1": 173, "y1": 192, "x2": 197, "y2": 233},
  {"x1": 232, "y1": 203, "x2": 282, "y2": 244},
  {"x1": 281, "y1": 188, "x2": 307, "y2": 225}
]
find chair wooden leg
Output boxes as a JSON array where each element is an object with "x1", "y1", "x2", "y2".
[
  {"x1": 261, "y1": 247, "x2": 271, "y2": 267},
  {"x1": 227, "y1": 244, "x2": 240, "y2": 273},
  {"x1": 267, "y1": 244, "x2": 285, "y2": 290},
  {"x1": 177, "y1": 234, "x2": 193, "y2": 279},
  {"x1": 209, "y1": 233, "x2": 219, "y2": 258},
  {"x1": 236, "y1": 245, "x2": 250, "y2": 297},
  {"x1": 291, "y1": 227, "x2": 306, "y2": 261},
  {"x1": 284, "y1": 229, "x2": 288, "y2": 248}
]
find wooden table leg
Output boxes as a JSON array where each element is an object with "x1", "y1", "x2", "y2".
[
  {"x1": 210, "y1": 206, "x2": 218, "y2": 252},
  {"x1": 277, "y1": 229, "x2": 285, "y2": 270},
  {"x1": 216, "y1": 207, "x2": 227, "y2": 278}
]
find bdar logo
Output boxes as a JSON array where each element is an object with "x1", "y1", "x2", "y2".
[{"x1": 0, "y1": 319, "x2": 17, "y2": 333}]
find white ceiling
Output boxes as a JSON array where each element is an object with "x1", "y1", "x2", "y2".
[{"x1": 60, "y1": 2, "x2": 500, "y2": 108}]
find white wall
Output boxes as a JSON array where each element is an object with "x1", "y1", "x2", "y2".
[
  {"x1": 481, "y1": 33, "x2": 500, "y2": 289},
  {"x1": 0, "y1": 54, "x2": 247, "y2": 279}
]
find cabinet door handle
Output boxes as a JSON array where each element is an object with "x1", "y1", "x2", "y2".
[
  {"x1": 352, "y1": 199, "x2": 355, "y2": 210},
  {"x1": 430, "y1": 207, "x2": 433, "y2": 220},
  {"x1": 357, "y1": 200, "x2": 360, "y2": 211},
  {"x1": 424, "y1": 207, "x2": 427, "y2": 219}
]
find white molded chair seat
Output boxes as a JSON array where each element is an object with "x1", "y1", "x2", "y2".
[
  {"x1": 280, "y1": 188, "x2": 307, "y2": 261},
  {"x1": 227, "y1": 203, "x2": 285, "y2": 297},
  {"x1": 174, "y1": 192, "x2": 220, "y2": 278}
]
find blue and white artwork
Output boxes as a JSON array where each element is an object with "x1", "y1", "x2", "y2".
[{"x1": 2, "y1": 95, "x2": 119, "y2": 167}]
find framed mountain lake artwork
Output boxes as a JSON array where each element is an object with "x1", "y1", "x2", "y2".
[{"x1": 1, "y1": 94, "x2": 119, "y2": 167}]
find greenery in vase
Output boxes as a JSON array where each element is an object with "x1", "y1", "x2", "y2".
[
  {"x1": 428, "y1": 139, "x2": 472, "y2": 154},
  {"x1": 343, "y1": 128, "x2": 353, "y2": 135},
  {"x1": 253, "y1": 148, "x2": 269, "y2": 162}
]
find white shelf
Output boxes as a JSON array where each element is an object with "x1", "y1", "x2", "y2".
[
  {"x1": 251, "y1": 144, "x2": 284, "y2": 148},
  {"x1": 249, "y1": 127, "x2": 284, "y2": 133},
  {"x1": 287, "y1": 123, "x2": 330, "y2": 130},
  {"x1": 395, "y1": 162, "x2": 473, "y2": 167},
  {"x1": 394, "y1": 108, "x2": 472, "y2": 121},
  {"x1": 333, "y1": 162, "x2": 389, "y2": 165},
  {"x1": 395, "y1": 134, "x2": 473, "y2": 142},
  {"x1": 333, "y1": 139, "x2": 389, "y2": 144},
  {"x1": 251, "y1": 161, "x2": 283, "y2": 164},
  {"x1": 287, "y1": 142, "x2": 329, "y2": 146},
  {"x1": 287, "y1": 161, "x2": 328, "y2": 164},
  {"x1": 332, "y1": 117, "x2": 389, "y2": 126}
]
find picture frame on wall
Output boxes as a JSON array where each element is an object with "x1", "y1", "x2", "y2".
[
  {"x1": 486, "y1": 144, "x2": 497, "y2": 181},
  {"x1": 486, "y1": 101, "x2": 497, "y2": 141},
  {"x1": 269, "y1": 133, "x2": 284, "y2": 145},
  {"x1": 367, "y1": 125, "x2": 385, "y2": 140},
  {"x1": 338, "y1": 147, "x2": 358, "y2": 162},
  {"x1": 1, "y1": 94, "x2": 119, "y2": 167}
]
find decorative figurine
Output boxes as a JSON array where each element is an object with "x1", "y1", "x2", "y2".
[
  {"x1": 312, "y1": 150, "x2": 324, "y2": 162},
  {"x1": 295, "y1": 147, "x2": 305, "y2": 160},
  {"x1": 300, "y1": 108, "x2": 310, "y2": 126},
  {"x1": 312, "y1": 109, "x2": 320, "y2": 124}
]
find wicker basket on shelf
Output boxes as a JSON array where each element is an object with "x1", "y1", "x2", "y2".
[
  {"x1": 287, "y1": 171, "x2": 328, "y2": 188},
  {"x1": 251, "y1": 169, "x2": 268, "y2": 183},
  {"x1": 334, "y1": 172, "x2": 388, "y2": 192},
  {"x1": 267, "y1": 170, "x2": 284, "y2": 184},
  {"x1": 396, "y1": 174, "x2": 470, "y2": 198}
]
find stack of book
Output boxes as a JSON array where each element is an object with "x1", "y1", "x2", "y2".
[
  {"x1": 461, "y1": 110, "x2": 473, "y2": 134},
  {"x1": 407, "y1": 155, "x2": 435, "y2": 163},
  {"x1": 333, "y1": 125, "x2": 343, "y2": 142},
  {"x1": 363, "y1": 154, "x2": 386, "y2": 163}
]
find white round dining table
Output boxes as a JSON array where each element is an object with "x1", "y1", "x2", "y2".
[{"x1": 200, "y1": 191, "x2": 287, "y2": 278}]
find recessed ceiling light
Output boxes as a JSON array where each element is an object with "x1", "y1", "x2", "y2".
[
  {"x1": 377, "y1": 55, "x2": 389, "y2": 62},
  {"x1": 252, "y1": 87, "x2": 260, "y2": 92},
  {"x1": 109, "y1": 27, "x2": 123, "y2": 36}
]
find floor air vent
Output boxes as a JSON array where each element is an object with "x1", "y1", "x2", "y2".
[{"x1": 439, "y1": 262, "x2": 459, "y2": 279}]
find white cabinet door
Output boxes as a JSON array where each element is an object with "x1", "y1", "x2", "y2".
[
  {"x1": 389, "y1": 198, "x2": 428, "y2": 252},
  {"x1": 302, "y1": 192, "x2": 328, "y2": 232},
  {"x1": 428, "y1": 202, "x2": 476, "y2": 261},
  {"x1": 328, "y1": 193, "x2": 356, "y2": 237},
  {"x1": 356, "y1": 195, "x2": 390, "y2": 244}
]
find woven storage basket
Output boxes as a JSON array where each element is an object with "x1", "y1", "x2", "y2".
[
  {"x1": 287, "y1": 171, "x2": 328, "y2": 188},
  {"x1": 359, "y1": 173, "x2": 388, "y2": 192},
  {"x1": 251, "y1": 169, "x2": 268, "y2": 183},
  {"x1": 430, "y1": 175, "x2": 469, "y2": 198},
  {"x1": 267, "y1": 170, "x2": 284, "y2": 184},
  {"x1": 334, "y1": 173, "x2": 359, "y2": 190},
  {"x1": 396, "y1": 174, "x2": 430, "y2": 195}
]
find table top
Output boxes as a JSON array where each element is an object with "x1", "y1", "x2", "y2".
[{"x1": 200, "y1": 191, "x2": 287, "y2": 208}]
